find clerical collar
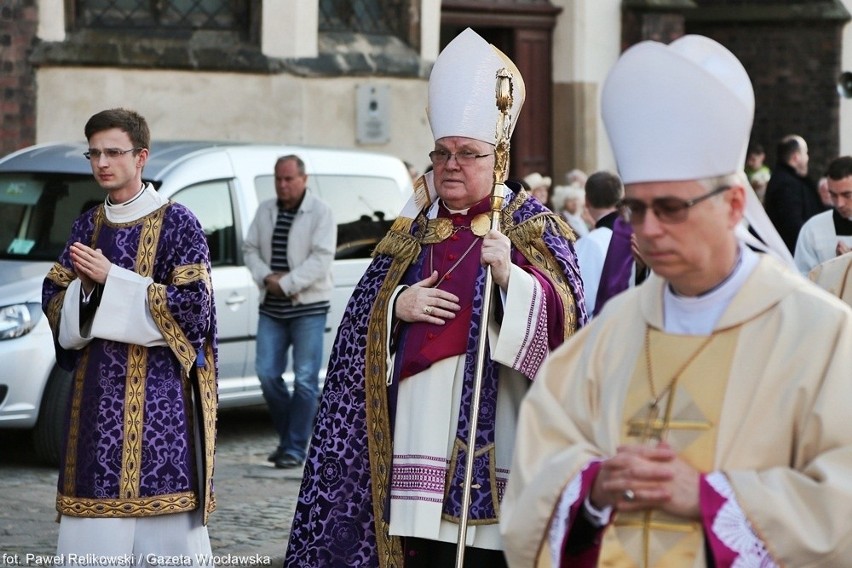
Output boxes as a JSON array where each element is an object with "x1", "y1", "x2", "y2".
[
  {"x1": 662, "y1": 244, "x2": 758, "y2": 335},
  {"x1": 439, "y1": 194, "x2": 491, "y2": 216},
  {"x1": 595, "y1": 211, "x2": 619, "y2": 230},
  {"x1": 102, "y1": 183, "x2": 169, "y2": 224},
  {"x1": 833, "y1": 209, "x2": 852, "y2": 236},
  {"x1": 668, "y1": 247, "x2": 744, "y2": 299},
  {"x1": 106, "y1": 184, "x2": 146, "y2": 207}
]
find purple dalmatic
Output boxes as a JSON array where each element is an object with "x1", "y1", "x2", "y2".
[
  {"x1": 285, "y1": 187, "x2": 586, "y2": 567},
  {"x1": 42, "y1": 199, "x2": 218, "y2": 523}
]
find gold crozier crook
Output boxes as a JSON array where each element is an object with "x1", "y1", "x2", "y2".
[{"x1": 454, "y1": 67, "x2": 514, "y2": 568}]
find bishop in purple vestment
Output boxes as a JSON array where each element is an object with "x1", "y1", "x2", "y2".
[{"x1": 285, "y1": 29, "x2": 586, "y2": 568}]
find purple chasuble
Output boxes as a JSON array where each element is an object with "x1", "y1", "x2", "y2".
[{"x1": 285, "y1": 188, "x2": 586, "y2": 567}]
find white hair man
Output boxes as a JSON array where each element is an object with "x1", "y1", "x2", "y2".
[
  {"x1": 553, "y1": 184, "x2": 590, "y2": 237},
  {"x1": 501, "y1": 35, "x2": 852, "y2": 568},
  {"x1": 286, "y1": 28, "x2": 586, "y2": 568}
]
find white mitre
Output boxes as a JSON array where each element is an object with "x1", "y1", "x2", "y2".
[
  {"x1": 602, "y1": 34, "x2": 753, "y2": 183},
  {"x1": 427, "y1": 27, "x2": 526, "y2": 144},
  {"x1": 403, "y1": 28, "x2": 526, "y2": 217},
  {"x1": 601, "y1": 34, "x2": 794, "y2": 267}
]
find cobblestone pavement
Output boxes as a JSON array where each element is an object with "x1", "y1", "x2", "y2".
[{"x1": 0, "y1": 406, "x2": 302, "y2": 567}]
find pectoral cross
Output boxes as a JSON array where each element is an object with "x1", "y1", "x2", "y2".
[{"x1": 627, "y1": 401, "x2": 665, "y2": 443}]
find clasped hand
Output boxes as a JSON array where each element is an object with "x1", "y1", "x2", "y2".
[
  {"x1": 590, "y1": 442, "x2": 701, "y2": 520},
  {"x1": 264, "y1": 272, "x2": 289, "y2": 297},
  {"x1": 70, "y1": 242, "x2": 111, "y2": 294}
]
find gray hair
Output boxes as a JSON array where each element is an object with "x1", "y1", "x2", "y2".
[{"x1": 698, "y1": 172, "x2": 743, "y2": 194}]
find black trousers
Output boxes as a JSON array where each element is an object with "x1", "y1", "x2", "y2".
[{"x1": 403, "y1": 537, "x2": 509, "y2": 568}]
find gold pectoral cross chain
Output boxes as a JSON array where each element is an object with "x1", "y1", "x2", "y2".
[{"x1": 631, "y1": 327, "x2": 715, "y2": 444}]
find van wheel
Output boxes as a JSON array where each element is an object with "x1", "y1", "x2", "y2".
[{"x1": 33, "y1": 366, "x2": 71, "y2": 467}]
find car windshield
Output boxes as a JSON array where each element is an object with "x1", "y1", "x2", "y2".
[{"x1": 0, "y1": 173, "x2": 105, "y2": 261}]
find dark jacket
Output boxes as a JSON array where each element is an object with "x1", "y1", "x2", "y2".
[{"x1": 763, "y1": 163, "x2": 825, "y2": 253}]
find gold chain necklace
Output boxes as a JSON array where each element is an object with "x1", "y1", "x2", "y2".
[
  {"x1": 423, "y1": 212, "x2": 490, "y2": 244},
  {"x1": 426, "y1": 212, "x2": 490, "y2": 288},
  {"x1": 429, "y1": 236, "x2": 482, "y2": 289},
  {"x1": 639, "y1": 326, "x2": 715, "y2": 443}
]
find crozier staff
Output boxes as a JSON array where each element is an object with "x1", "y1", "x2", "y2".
[{"x1": 285, "y1": 27, "x2": 586, "y2": 568}]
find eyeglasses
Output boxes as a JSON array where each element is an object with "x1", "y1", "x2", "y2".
[
  {"x1": 619, "y1": 185, "x2": 731, "y2": 225},
  {"x1": 428, "y1": 149, "x2": 493, "y2": 167},
  {"x1": 83, "y1": 147, "x2": 142, "y2": 161}
]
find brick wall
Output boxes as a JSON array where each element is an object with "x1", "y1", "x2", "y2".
[{"x1": 0, "y1": 0, "x2": 37, "y2": 158}]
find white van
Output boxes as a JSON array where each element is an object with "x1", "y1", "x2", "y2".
[{"x1": 0, "y1": 141, "x2": 412, "y2": 464}]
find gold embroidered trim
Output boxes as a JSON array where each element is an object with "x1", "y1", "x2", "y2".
[
  {"x1": 136, "y1": 206, "x2": 167, "y2": 279},
  {"x1": 45, "y1": 293, "x2": 65, "y2": 343},
  {"x1": 171, "y1": 263, "x2": 212, "y2": 292},
  {"x1": 148, "y1": 284, "x2": 196, "y2": 374},
  {"x1": 505, "y1": 186, "x2": 527, "y2": 217},
  {"x1": 441, "y1": 439, "x2": 499, "y2": 526},
  {"x1": 44, "y1": 264, "x2": 76, "y2": 341},
  {"x1": 364, "y1": 237, "x2": 420, "y2": 568},
  {"x1": 90, "y1": 204, "x2": 104, "y2": 246},
  {"x1": 63, "y1": 350, "x2": 90, "y2": 496},
  {"x1": 503, "y1": 212, "x2": 579, "y2": 339},
  {"x1": 57, "y1": 491, "x2": 198, "y2": 518},
  {"x1": 120, "y1": 344, "x2": 147, "y2": 499},
  {"x1": 45, "y1": 263, "x2": 76, "y2": 288},
  {"x1": 614, "y1": 518, "x2": 698, "y2": 532},
  {"x1": 196, "y1": 340, "x2": 219, "y2": 524}
]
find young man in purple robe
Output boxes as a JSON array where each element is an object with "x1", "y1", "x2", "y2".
[
  {"x1": 284, "y1": 28, "x2": 586, "y2": 568},
  {"x1": 42, "y1": 108, "x2": 218, "y2": 563}
]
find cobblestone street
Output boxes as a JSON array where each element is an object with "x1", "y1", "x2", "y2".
[{"x1": 0, "y1": 406, "x2": 300, "y2": 567}]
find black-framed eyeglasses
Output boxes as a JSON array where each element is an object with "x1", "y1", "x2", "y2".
[
  {"x1": 428, "y1": 149, "x2": 493, "y2": 167},
  {"x1": 83, "y1": 147, "x2": 142, "y2": 161},
  {"x1": 618, "y1": 185, "x2": 731, "y2": 225}
]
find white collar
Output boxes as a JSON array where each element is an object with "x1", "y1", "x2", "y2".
[
  {"x1": 662, "y1": 244, "x2": 759, "y2": 335},
  {"x1": 104, "y1": 183, "x2": 169, "y2": 223}
]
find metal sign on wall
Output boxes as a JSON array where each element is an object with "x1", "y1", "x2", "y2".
[{"x1": 356, "y1": 84, "x2": 390, "y2": 145}]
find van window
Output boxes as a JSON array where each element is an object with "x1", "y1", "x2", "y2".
[
  {"x1": 254, "y1": 174, "x2": 401, "y2": 259},
  {"x1": 0, "y1": 173, "x2": 104, "y2": 261},
  {"x1": 171, "y1": 180, "x2": 237, "y2": 267}
]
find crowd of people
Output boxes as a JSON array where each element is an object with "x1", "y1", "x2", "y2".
[
  {"x1": 40, "y1": 26, "x2": 852, "y2": 568},
  {"x1": 526, "y1": 128, "x2": 852, "y2": 319}
]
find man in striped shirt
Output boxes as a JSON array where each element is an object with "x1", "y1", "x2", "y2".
[{"x1": 243, "y1": 154, "x2": 336, "y2": 469}]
